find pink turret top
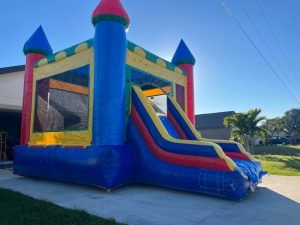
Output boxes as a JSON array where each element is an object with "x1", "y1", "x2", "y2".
[{"x1": 92, "y1": 0, "x2": 130, "y2": 28}]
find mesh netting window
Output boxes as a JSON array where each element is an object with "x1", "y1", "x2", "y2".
[{"x1": 33, "y1": 65, "x2": 90, "y2": 132}]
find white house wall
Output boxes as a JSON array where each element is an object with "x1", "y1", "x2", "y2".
[{"x1": 0, "y1": 71, "x2": 24, "y2": 111}]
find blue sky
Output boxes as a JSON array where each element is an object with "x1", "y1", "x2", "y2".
[{"x1": 1, "y1": 0, "x2": 299, "y2": 118}]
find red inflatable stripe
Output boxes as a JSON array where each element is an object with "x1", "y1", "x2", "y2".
[
  {"x1": 225, "y1": 152, "x2": 250, "y2": 160},
  {"x1": 167, "y1": 110, "x2": 187, "y2": 140},
  {"x1": 131, "y1": 106, "x2": 231, "y2": 171}
]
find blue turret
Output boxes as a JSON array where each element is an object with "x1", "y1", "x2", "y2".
[
  {"x1": 171, "y1": 39, "x2": 195, "y2": 65},
  {"x1": 172, "y1": 40, "x2": 196, "y2": 124},
  {"x1": 21, "y1": 26, "x2": 53, "y2": 145},
  {"x1": 92, "y1": 0, "x2": 130, "y2": 145},
  {"x1": 23, "y1": 26, "x2": 53, "y2": 56}
]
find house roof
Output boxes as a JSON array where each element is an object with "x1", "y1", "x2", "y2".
[
  {"x1": 0, "y1": 65, "x2": 25, "y2": 75},
  {"x1": 195, "y1": 111, "x2": 235, "y2": 130}
]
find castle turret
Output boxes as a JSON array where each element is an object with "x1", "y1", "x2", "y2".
[
  {"x1": 21, "y1": 26, "x2": 53, "y2": 145},
  {"x1": 92, "y1": 0, "x2": 130, "y2": 145},
  {"x1": 172, "y1": 40, "x2": 196, "y2": 125}
]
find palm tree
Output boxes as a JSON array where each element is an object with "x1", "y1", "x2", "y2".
[{"x1": 224, "y1": 109, "x2": 265, "y2": 152}]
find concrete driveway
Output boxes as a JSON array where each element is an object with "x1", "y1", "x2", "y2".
[{"x1": 0, "y1": 169, "x2": 299, "y2": 225}]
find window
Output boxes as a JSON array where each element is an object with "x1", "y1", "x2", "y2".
[{"x1": 33, "y1": 65, "x2": 90, "y2": 132}]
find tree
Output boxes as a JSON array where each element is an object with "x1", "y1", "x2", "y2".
[
  {"x1": 260, "y1": 117, "x2": 286, "y2": 138},
  {"x1": 224, "y1": 109, "x2": 265, "y2": 152},
  {"x1": 285, "y1": 108, "x2": 300, "y2": 139}
]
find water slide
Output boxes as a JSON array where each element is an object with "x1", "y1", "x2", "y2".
[{"x1": 128, "y1": 86, "x2": 265, "y2": 199}]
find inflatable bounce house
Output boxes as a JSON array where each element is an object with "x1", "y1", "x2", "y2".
[{"x1": 14, "y1": 0, "x2": 265, "y2": 200}]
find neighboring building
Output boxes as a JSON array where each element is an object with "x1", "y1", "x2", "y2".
[
  {"x1": 0, "y1": 65, "x2": 25, "y2": 157},
  {"x1": 0, "y1": 65, "x2": 24, "y2": 111},
  {"x1": 195, "y1": 111, "x2": 235, "y2": 140}
]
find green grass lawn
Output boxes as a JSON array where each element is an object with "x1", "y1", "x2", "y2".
[
  {"x1": 0, "y1": 188, "x2": 125, "y2": 225},
  {"x1": 252, "y1": 145, "x2": 300, "y2": 176}
]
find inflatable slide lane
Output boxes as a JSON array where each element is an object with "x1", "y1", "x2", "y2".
[
  {"x1": 166, "y1": 95, "x2": 266, "y2": 187},
  {"x1": 128, "y1": 86, "x2": 265, "y2": 199}
]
